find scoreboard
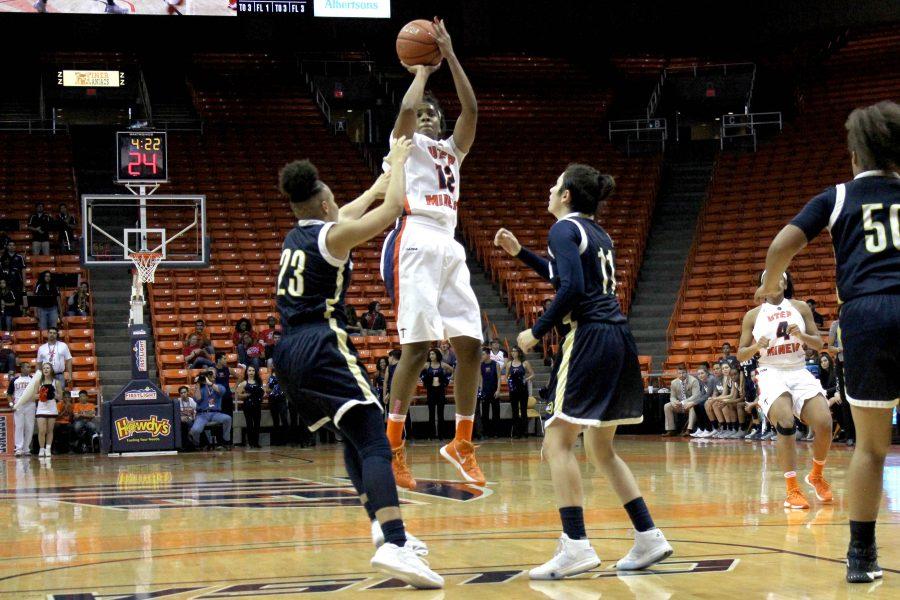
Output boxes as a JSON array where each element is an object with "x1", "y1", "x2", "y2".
[{"x1": 117, "y1": 131, "x2": 168, "y2": 184}]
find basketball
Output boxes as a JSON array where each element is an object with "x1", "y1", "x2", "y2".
[{"x1": 396, "y1": 19, "x2": 441, "y2": 66}]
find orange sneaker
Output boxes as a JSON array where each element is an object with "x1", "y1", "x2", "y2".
[
  {"x1": 439, "y1": 439, "x2": 486, "y2": 486},
  {"x1": 391, "y1": 444, "x2": 417, "y2": 490},
  {"x1": 804, "y1": 473, "x2": 833, "y2": 503},
  {"x1": 784, "y1": 488, "x2": 810, "y2": 510}
]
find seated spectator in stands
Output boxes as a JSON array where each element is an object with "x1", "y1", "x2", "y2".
[
  {"x1": 56, "y1": 203, "x2": 77, "y2": 254},
  {"x1": 54, "y1": 393, "x2": 75, "y2": 453},
  {"x1": 489, "y1": 338, "x2": 507, "y2": 373},
  {"x1": 232, "y1": 318, "x2": 254, "y2": 346},
  {"x1": 71, "y1": 390, "x2": 98, "y2": 453},
  {"x1": 185, "y1": 319, "x2": 214, "y2": 355},
  {"x1": 259, "y1": 315, "x2": 280, "y2": 355},
  {"x1": 183, "y1": 333, "x2": 215, "y2": 368},
  {"x1": 33, "y1": 271, "x2": 62, "y2": 330},
  {"x1": 0, "y1": 241, "x2": 26, "y2": 294},
  {"x1": 27, "y1": 202, "x2": 53, "y2": 256},
  {"x1": 717, "y1": 342, "x2": 740, "y2": 373},
  {"x1": 189, "y1": 370, "x2": 232, "y2": 449},
  {"x1": 0, "y1": 279, "x2": 22, "y2": 330},
  {"x1": 711, "y1": 362, "x2": 722, "y2": 381},
  {"x1": 663, "y1": 365, "x2": 701, "y2": 436},
  {"x1": 213, "y1": 353, "x2": 235, "y2": 416},
  {"x1": 177, "y1": 386, "x2": 197, "y2": 448},
  {"x1": 806, "y1": 298, "x2": 825, "y2": 330},
  {"x1": 266, "y1": 330, "x2": 281, "y2": 370},
  {"x1": 439, "y1": 340, "x2": 457, "y2": 370},
  {"x1": 818, "y1": 353, "x2": 837, "y2": 398},
  {"x1": 373, "y1": 356, "x2": 390, "y2": 406},
  {"x1": 236, "y1": 365, "x2": 265, "y2": 448},
  {"x1": 65, "y1": 282, "x2": 91, "y2": 317},
  {"x1": 361, "y1": 301, "x2": 387, "y2": 335},
  {"x1": 804, "y1": 347, "x2": 820, "y2": 378},
  {"x1": 345, "y1": 305, "x2": 362, "y2": 337},
  {"x1": 0, "y1": 334, "x2": 16, "y2": 376},
  {"x1": 705, "y1": 363, "x2": 742, "y2": 438},
  {"x1": 238, "y1": 331, "x2": 265, "y2": 370},
  {"x1": 689, "y1": 367, "x2": 717, "y2": 437}
]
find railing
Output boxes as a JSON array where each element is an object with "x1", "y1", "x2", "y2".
[
  {"x1": 155, "y1": 119, "x2": 204, "y2": 132},
  {"x1": 647, "y1": 68, "x2": 666, "y2": 119},
  {"x1": 719, "y1": 111, "x2": 782, "y2": 151},
  {"x1": 314, "y1": 87, "x2": 332, "y2": 124},
  {"x1": 299, "y1": 58, "x2": 374, "y2": 77},
  {"x1": 608, "y1": 118, "x2": 668, "y2": 154},
  {"x1": 0, "y1": 118, "x2": 67, "y2": 133}
]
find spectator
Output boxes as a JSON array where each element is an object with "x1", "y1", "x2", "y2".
[
  {"x1": 689, "y1": 367, "x2": 717, "y2": 438},
  {"x1": 439, "y1": 340, "x2": 457, "y2": 370},
  {"x1": 32, "y1": 271, "x2": 61, "y2": 331},
  {"x1": 818, "y1": 353, "x2": 837, "y2": 398},
  {"x1": 183, "y1": 333, "x2": 215, "y2": 369},
  {"x1": 238, "y1": 331, "x2": 265, "y2": 370},
  {"x1": 828, "y1": 319, "x2": 843, "y2": 363},
  {"x1": 189, "y1": 369, "x2": 233, "y2": 449},
  {"x1": 27, "y1": 202, "x2": 53, "y2": 256},
  {"x1": 477, "y1": 348, "x2": 501, "y2": 438},
  {"x1": 213, "y1": 353, "x2": 235, "y2": 416},
  {"x1": 826, "y1": 319, "x2": 853, "y2": 446},
  {"x1": 71, "y1": 391, "x2": 98, "y2": 452},
  {"x1": 804, "y1": 347, "x2": 821, "y2": 378},
  {"x1": 8, "y1": 362, "x2": 35, "y2": 456},
  {"x1": 717, "y1": 342, "x2": 740, "y2": 373},
  {"x1": 185, "y1": 319, "x2": 214, "y2": 355},
  {"x1": 373, "y1": 356, "x2": 390, "y2": 405},
  {"x1": 361, "y1": 301, "x2": 387, "y2": 335},
  {"x1": 345, "y1": 305, "x2": 362, "y2": 337},
  {"x1": 507, "y1": 346, "x2": 535, "y2": 438},
  {"x1": 0, "y1": 279, "x2": 21, "y2": 330},
  {"x1": 0, "y1": 241, "x2": 26, "y2": 294},
  {"x1": 489, "y1": 338, "x2": 507, "y2": 372},
  {"x1": 0, "y1": 333, "x2": 16, "y2": 375},
  {"x1": 65, "y1": 282, "x2": 91, "y2": 317},
  {"x1": 177, "y1": 386, "x2": 197, "y2": 448},
  {"x1": 385, "y1": 349, "x2": 401, "y2": 403},
  {"x1": 54, "y1": 392, "x2": 75, "y2": 453},
  {"x1": 806, "y1": 298, "x2": 825, "y2": 330},
  {"x1": 705, "y1": 362, "x2": 740, "y2": 438},
  {"x1": 36, "y1": 326, "x2": 72, "y2": 386},
  {"x1": 266, "y1": 330, "x2": 281, "y2": 370},
  {"x1": 232, "y1": 317, "x2": 254, "y2": 346},
  {"x1": 711, "y1": 362, "x2": 723, "y2": 381},
  {"x1": 267, "y1": 371, "x2": 288, "y2": 446},
  {"x1": 33, "y1": 362, "x2": 64, "y2": 456},
  {"x1": 56, "y1": 203, "x2": 77, "y2": 253},
  {"x1": 259, "y1": 315, "x2": 281, "y2": 356},
  {"x1": 236, "y1": 365, "x2": 265, "y2": 448},
  {"x1": 419, "y1": 349, "x2": 452, "y2": 440},
  {"x1": 663, "y1": 365, "x2": 701, "y2": 436}
]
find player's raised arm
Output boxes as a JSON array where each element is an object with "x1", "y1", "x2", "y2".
[
  {"x1": 339, "y1": 172, "x2": 391, "y2": 222},
  {"x1": 754, "y1": 225, "x2": 809, "y2": 301},
  {"x1": 431, "y1": 18, "x2": 477, "y2": 153},
  {"x1": 394, "y1": 63, "x2": 441, "y2": 140},
  {"x1": 326, "y1": 138, "x2": 413, "y2": 259},
  {"x1": 494, "y1": 228, "x2": 551, "y2": 281}
]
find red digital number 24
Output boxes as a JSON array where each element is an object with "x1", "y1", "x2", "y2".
[{"x1": 128, "y1": 151, "x2": 158, "y2": 176}]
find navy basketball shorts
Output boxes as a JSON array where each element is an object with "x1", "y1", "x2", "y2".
[
  {"x1": 273, "y1": 321, "x2": 382, "y2": 431},
  {"x1": 839, "y1": 294, "x2": 900, "y2": 408},
  {"x1": 545, "y1": 321, "x2": 645, "y2": 428}
]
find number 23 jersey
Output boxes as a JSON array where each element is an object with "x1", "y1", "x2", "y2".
[{"x1": 752, "y1": 301, "x2": 806, "y2": 370}]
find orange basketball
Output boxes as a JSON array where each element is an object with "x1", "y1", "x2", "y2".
[{"x1": 396, "y1": 19, "x2": 442, "y2": 66}]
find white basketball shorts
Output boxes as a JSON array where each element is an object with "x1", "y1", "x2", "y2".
[{"x1": 756, "y1": 366, "x2": 825, "y2": 419}]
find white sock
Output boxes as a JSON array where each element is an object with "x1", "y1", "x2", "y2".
[
  {"x1": 455, "y1": 414, "x2": 474, "y2": 426},
  {"x1": 388, "y1": 413, "x2": 406, "y2": 423}
]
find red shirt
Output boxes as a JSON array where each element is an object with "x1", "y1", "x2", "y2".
[
  {"x1": 233, "y1": 329, "x2": 256, "y2": 346},
  {"x1": 244, "y1": 342, "x2": 265, "y2": 359},
  {"x1": 183, "y1": 344, "x2": 207, "y2": 360},
  {"x1": 260, "y1": 327, "x2": 280, "y2": 346}
]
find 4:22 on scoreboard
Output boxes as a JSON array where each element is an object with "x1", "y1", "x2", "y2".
[{"x1": 117, "y1": 131, "x2": 168, "y2": 184}]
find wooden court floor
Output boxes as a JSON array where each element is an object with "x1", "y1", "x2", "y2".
[{"x1": 1, "y1": 436, "x2": 897, "y2": 599}]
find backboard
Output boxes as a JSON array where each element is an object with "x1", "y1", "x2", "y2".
[{"x1": 82, "y1": 194, "x2": 208, "y2": 268}]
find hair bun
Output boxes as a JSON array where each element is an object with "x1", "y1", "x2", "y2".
[
  {"x1": 279, "y1": 160, "x2": 320, "y2": 203},
  {"x1": 597, "y1": 174, "x2": 616, "y2": 201}
]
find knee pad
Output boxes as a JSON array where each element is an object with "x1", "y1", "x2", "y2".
[{"x1": 775, "y1": 423, "x2": 796, "y2": 436}]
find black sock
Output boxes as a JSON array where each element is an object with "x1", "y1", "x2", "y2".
[
  {"x1": 363, "y1": 500, "x2": 376, "y2": 522},
  {"x1": 849, "y1": 520, "x2": 876, "y2": 547},
  {"x1": 380, "y1": 518, "x2": 407, "y2": 547},
  {"x1": 559, "y1": 506, "x2": 587, "y2": 540},
  {"x1": 711, "y1": 420, "x2": 719, "y2": 429},
  {"x1": 623, "y1": 497, "x2": 655, "y2": 533}
]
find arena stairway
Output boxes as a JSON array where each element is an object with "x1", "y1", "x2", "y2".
[{"x1": 627, "y1": 143, "x2": 716, "y2": 365}]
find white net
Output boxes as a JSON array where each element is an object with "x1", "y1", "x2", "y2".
[{"x1": 131, "y1": 252, "x2": 163, "y2": 284}]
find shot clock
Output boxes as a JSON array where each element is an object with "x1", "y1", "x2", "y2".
[{"x1": 117, "y1": 131, "x2": 168, "y2": 184}]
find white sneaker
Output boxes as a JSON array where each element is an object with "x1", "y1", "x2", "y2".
[
  {"x1": 529, "y1": 533, "x2": 600, "y2": 580},
  {"x1": 370, "y1": 543, "x2": 443, "y2": 589},
  {"x1": 33, "y1": 0, "x2": 47, "y2": 11},
  {"x1": 615, "y1": 528, "x2": 673, "y2": 570},
  {"x1": 711, "y1": 430, "x2": 725, "y2": 439},
  {"x1": 38, "y1": 448, "x2": 46, "y2": 457},
  {"x1": 699, "y1": 429, "x2": 716, "y2": 438},
  {"x1": 689, "y1": 429, "x2": 705, "y2": 438},
  {"x1": 105, "y1": 3, "x2": 129, "y2": 12},
  {"x1": 371, "y1": 520, "x2": 428, "y2": 556}
]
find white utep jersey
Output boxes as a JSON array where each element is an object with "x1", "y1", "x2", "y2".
[
  {"x1": 383, "y1": 131, "x2": 465, "y2": 235},
  {"x1": 11, "y1": 374, "x2": 33, "y2": 404},
  {"x1": 752, "y1": 301, "x2": 806, "y2": 369}
]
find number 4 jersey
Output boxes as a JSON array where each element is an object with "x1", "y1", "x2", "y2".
[
  {"x1": 276, "y1": 220, "x2": 351, "y2": 334},
  {"x1": 752, "y1": 301, "x2": 807, "y2": 370}
]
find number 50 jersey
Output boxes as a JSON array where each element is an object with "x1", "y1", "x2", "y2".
[
  {"x1": 752, "y1": 301, "x2": 807, "y2": 370},
  {"x1": 276, "y1": 219, "x2": 351, "y2": 335}
]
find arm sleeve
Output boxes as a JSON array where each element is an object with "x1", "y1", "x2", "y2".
[
  {"x1": 7, "y1": 377, "x2": 14, "y2": 397},
  {"x1": 531, "y1": 222, "x2": 585, "y2": 339},
  {"x1": 516, "y1": 247, "x2": 551, "y2": 282},
  {"x1": 790, "y1": 188, "x2": 836, "y2": 241}
]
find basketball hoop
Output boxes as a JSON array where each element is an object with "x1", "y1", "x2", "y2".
[{"x1": 130, "y1": 251, "x2": 163, "y2": 284}]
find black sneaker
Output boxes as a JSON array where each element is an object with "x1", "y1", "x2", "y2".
[{"x1": 846, "y1": 543, "x2": 883, "y2": 583}]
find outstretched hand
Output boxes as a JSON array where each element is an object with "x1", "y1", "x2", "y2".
[
  {"x1": 386, "y1": 136, "x2": 414, "y2": 165},
  {"x1": 493, "y1": 228, "x2": 522, "y2": 256},
  {"x1": 430, "y1": 17, "x2": 454, "y2": 57}
]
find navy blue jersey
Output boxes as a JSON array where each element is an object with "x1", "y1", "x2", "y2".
[
  {"x1": 518, "y1": 215, "x2": 626, "y2": 338},
  {"x1": 479, "y1": 360, "x2": 498, "y2": 394},
  {"x1": 791, "y1": 172, "x2": 900, "y2": 302},
  {"x1": 277, "y1": 220, "x2": 351, "y2": 333}
]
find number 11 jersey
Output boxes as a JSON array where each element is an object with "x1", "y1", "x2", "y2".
[{"x1": 752, "y1": 301, "x2": 807, "y2": 370}]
